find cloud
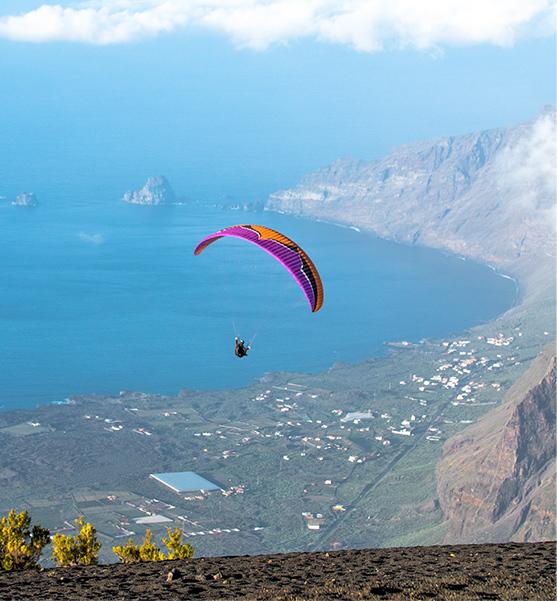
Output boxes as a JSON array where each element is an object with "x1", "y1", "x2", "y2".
[
  {"x1": 513, "y1": 111, "x2": 556, "y2": 203},
  {"x1": 77, "y1": 231, "x2": 105, "y2": 244},
  {"x1": 494, "y1": 108, "x2": 557, "y2": 228},
  {"x1": 0, "y1": 3, "x2": 188, "y2": 44},
  {"x1": 0, "y1": 0, "x2": 554, "y2": 50}
]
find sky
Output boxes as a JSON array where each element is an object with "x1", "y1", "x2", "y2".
[{"x1": 0, "y1": 1, "x2": 555, "y2": 202}]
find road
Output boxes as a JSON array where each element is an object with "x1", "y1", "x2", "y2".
[{"x1": 309, "y1": 389, "x2": 459, "y2": 551}]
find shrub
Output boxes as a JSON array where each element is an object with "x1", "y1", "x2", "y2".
[
  {"x1": 162, "y1": 528, "x2": 194, "y2": 560},
  {"x1": 138, "y1": 529, "x2": 165, "y2": 562},
  {"x1": 113, "y1": 528, "x2": 193, "y2": 563},
  {"x1": 0, "y1": 510, "x2": 50, "y2": 571},
  {"x1": 112, "y1": 538, "x2": 141, "y2": 564},
  {"x1": 113, "y1": 529, "x2": 164, "y2": 563},
  {"x1": 52, "y1": 517, "x2": 101, "y2": 567}
]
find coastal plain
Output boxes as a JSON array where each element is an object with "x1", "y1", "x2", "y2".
[{"x1": 0, "y1": 305, "x2": 551, "y2": 562}]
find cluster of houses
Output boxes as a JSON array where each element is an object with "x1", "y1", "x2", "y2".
[
  {"x1": 485, "y1": 334, "x2": 514, "y2": 346},
  {"x1": 69, "y1": 327, "x2": 532, "y2": 548},
  {"x1": 404, "y1": 333, "x2": 523, "y2": 410}
]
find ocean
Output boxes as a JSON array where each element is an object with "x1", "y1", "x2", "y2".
[{"x1": 0, "y1": 198, "x2": 516, "y2": 410}]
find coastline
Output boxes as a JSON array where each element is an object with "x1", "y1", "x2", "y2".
[
  {"x1": 0, "y1": 206, "x2": 520, "y2": 412},
  {"x1": 0, "y1": 218, "x2": 552, "y2": 556},
  {"x1": 265, "y1": 208, "x2": 528, "y2": 339},
  {"x1": 267, "y1": 208, "x2": 523, "y2": 307}
]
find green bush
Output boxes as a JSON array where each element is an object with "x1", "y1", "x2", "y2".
[
  {"x1": 52, "y1": 517, "x2": 101, "y2": 567},
  {"x1": 113, "y1": 529, "x2": 164, "y2": 563},
  {"x1": 0, "y1": 510, "x2": 50, "y2": 571},
  {"x1": 162, "y1": 528, "x2": 194, "y2": 560},
  {"x1": 113, "y1": 527, "x2": 194, "y2": 563},
  {"x1": 111, "y1": 537, "x2": 141, "y2": 564}
]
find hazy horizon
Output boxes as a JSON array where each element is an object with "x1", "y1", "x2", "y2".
[{"x1": 0, "y1": 2, "x2": 555, "y2": 204}]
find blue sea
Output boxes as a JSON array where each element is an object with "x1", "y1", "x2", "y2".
[{"x1": 0, "y1": 197, "x2": 515, "y2": 410}]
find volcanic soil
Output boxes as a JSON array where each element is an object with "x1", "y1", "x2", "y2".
[{"x1": 0, "y1": 541, "x2": 554, "y2": 600}]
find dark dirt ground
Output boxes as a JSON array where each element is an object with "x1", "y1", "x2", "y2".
[{"x1": 0, "y1": 541, "x2": 554, "y2": 600}]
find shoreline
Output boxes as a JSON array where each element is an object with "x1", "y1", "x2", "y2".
[
  {"x1": 269, "y1": 209, "x2": 531, "y2": 313},
  {"x1": 269, "y1": 208, "x2": 522, "y2": 303},
  {"x1": 0, "y1": 210, "x2": 524, "y2": 413}
]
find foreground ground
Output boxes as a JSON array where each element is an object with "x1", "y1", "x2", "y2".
[{"x1": 0, "y1": 541, "x2": 554, "y2": 600}]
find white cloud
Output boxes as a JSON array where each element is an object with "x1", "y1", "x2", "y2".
[
  {"x1": 512, "y1": 111, "x2": 557, "y2": 204},
  {"x1": 495, "y1": 108, "x2": 557, "y2": 226},
  {"x1": 0, "y1": 3, "x2": 188, "y2": 44},
  {"x1": 0, "y1": 0, "x2": 554, "y2": 50},
  {"x1": 77, "y1": 231, "x2": 105, "y2": 244}
]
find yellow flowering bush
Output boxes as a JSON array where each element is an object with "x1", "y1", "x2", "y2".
[
  {"x1": 52, "y1": 517, "x2": 101, "y2": 567},
  {"x1": 0, "y1": 510, "x2": 50, "y2": 571}
]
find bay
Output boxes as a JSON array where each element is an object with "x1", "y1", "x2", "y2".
[{"x1": 0, "y1": 200, "x2": 515, "y2": 410}]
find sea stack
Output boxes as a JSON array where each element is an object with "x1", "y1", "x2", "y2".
[
  {"x1": 123, "y1": 176, "x2": 175, "y2": 206},
  {"x1": 12, "y1": 192, "x2": 38, "y2": 207}
]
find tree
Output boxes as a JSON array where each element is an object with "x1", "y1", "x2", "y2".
[
  {"x1": 52, "y1": 517, "x2": 101, "y2": 567},
  {"x1": 0, "y1": 510, "x2": 50, "y2": 571}
]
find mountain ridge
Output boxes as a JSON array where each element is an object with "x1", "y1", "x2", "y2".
[
  {"x1": 266, "y1": 108, "x2": 556, "y2": 545},
  {"x1": 267, "y1": 108, "x2": 556, "y2": 300}
]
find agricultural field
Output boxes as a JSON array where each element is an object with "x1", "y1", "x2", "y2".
[{"x1": 0, "y1": 294, "x2": 553, "y2": 563}]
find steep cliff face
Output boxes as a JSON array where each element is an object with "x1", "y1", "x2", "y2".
[
  {"x1": 267, "y1": 109, "x2": 555, "y2": 286},
  {"x1": 266, "y1": 110, "x2": 556, "y2": 544},
  {"x1": 437, "y1": 346, "x2": 556, "y2": 543}
]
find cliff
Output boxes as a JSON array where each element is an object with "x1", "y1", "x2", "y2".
[
  {"x1": 267, "y1": 108, "x2": 556, "y2": 295},
  {"x1": 266, "y1": 108, "x2": 556, "y2": 547},
  {"x1": 123, "y1": 176, "x2": 175, "y2": 205},
  {"x1": 437, "y1": 346, "x2": 556, "y2": 543}
]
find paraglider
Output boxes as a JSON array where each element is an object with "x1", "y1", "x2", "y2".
[
  {"x1": 234, "y1": 337, "x2": 250, "y2": 358},
  {"x1": 194, "y1": 224, "x2": 324, "y2": 313},
  {"x1": 194, "y1": 224, "x2": 324, "y2": 358}
]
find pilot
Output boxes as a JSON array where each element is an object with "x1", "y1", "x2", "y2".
[{"x1": 234, "y1": 337, "x2": 250, "y2": 358}]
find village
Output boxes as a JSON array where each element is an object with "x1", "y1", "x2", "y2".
[{"x1": 0, "y1": 321, "x2": 548, "y2": 560}]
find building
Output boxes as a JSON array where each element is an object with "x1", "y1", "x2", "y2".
[{"x1": 150, "y1": 471, "x2": 220, "y2": 494}]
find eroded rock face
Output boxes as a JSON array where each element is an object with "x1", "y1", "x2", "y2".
[
  {"x1": 123, "y1": 176, "x2": 175, "y2": 205},
  {"x1": 266, "y1": 109, "x2": 556, "y2": 275},
  {"x1": 12, "y1": 192, "x2": 38, "y2": 207},
  {"x1": 437, "y1": 347, "x2": 556, "y2": 543}
]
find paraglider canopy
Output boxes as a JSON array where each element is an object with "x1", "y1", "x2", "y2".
[{"x1": 194, "y1": 224, "x2": 324, "y2": 313}]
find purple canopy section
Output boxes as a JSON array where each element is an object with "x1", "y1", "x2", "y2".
[{"x1": 194, "y1": 224, "x2": 323, "y2": 312}]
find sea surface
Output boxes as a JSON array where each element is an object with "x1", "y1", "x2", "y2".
[{"x1": 0, "y1": 199, "x2": 516, "y2": 410}]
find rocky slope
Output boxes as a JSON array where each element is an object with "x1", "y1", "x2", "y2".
[
  {"x1": 437, "y1": 345, "x2": 556, "y2": 543},
  {"x1": 123, "y1": 176, "x2": 175, "y2": 205},
  {"x1": 0, "y1": 542, "x2": 554, "y2": 600},
  {"x1": 267, "y1": 108, "x2": 556, "y2": 296}
]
